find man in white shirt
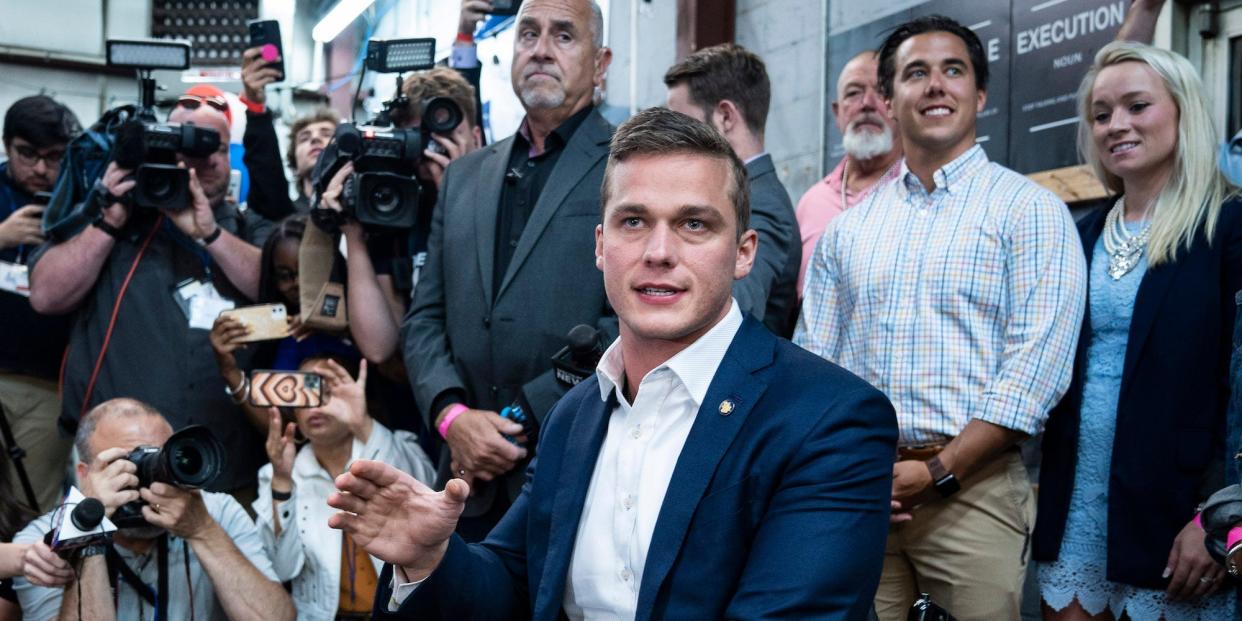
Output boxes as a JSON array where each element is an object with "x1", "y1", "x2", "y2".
[{"x1": 329, "y1": 107, "x2": 898, "y2": 620}]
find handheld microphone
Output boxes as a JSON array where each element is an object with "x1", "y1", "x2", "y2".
[
  {"x1": 43, "y1": 497, "x2": 110, "y2": 559},
  {"x1": 551, "y1": 324, "x2": 607, "y2": 388}
]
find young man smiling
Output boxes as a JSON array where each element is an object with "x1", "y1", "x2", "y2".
[
  {"x1": 794, "y1": 15, "x2": 1087, "y2": 621},
  {"x1": 330, "y1": 107, "x2": 897, "y2": 620}
]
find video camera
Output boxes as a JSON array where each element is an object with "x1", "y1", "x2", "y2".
[
  {"x1": 111, "y1": 425, "x2": 225, "y2": 529},
  {"x1": 312, "y1": 37, "x2": 462, "y2": 232},
  {"x1": 105, "y1": 39, "x2": 221, "y2": 211}
]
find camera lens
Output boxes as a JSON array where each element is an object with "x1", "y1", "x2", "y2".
[
  {"x1": 421, "y1": 97, "x2": 462, "y2": 134},
  {"x1": 369, "y1": 182, "x2": 400, "y2": 214},
  {"x1": 146, "y1": 171, "x2": 176, "y2": 202}
]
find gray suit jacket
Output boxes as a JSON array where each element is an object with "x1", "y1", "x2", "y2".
[
  {"x1": 737, "y1": 154, "x2": 800, "y2": 337},
  {"x1": 401, "y1": 108, "x2": 616, "y2": 515}
]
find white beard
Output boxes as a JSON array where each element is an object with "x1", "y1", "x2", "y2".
[{"x1": 842, "y1": 124, "x2": 894, "y2": 161}]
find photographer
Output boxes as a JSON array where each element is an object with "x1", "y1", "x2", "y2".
[
  {"x1": 253, "y1": 357, "x2": 435, "y2": 619},
  {"x1": 28, "y1": 91, "x2": 271, "y2": 496},
  {"x1": 401, "y1": 0, "x2": 616, "y2": 539},
  {"x1": 0, "y1": 95, "x2": 80, "y2": 514},
  {"x1": 325, "y1": 67, "x2": 481, "y2": 368},
  {"x1": 10, "y1": 398, "x2": 294, "y2": 621}
]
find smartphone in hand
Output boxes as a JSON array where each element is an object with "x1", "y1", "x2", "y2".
[
  {"x1": 249, "y1": 370, "x2": 322, "y2": 408},
  {"x1": 248, "y1": 19, "x2": 285, "y2": 82}
]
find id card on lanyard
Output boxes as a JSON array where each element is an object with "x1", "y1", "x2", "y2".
[{"x1": 166, "y1": 220, "x2": 234, "y2": 329}]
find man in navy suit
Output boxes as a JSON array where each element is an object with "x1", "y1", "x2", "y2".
[{"x1": 327, "y1": 107, "x2": 898, "y2": 620}]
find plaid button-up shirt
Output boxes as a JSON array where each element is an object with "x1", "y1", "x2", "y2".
[{"x1": 794, "y1": 145, "x2": 1087, "y2": 445}]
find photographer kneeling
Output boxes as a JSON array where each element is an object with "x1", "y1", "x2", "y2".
[
  {"x1": 10, "y1": 398, "x2": 294, "y2": 621},
  {"x1": 253, "y1": 356, "x2": 435, "y2": 619}
]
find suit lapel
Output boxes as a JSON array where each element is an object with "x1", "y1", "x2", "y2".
[
  {"x1": 533, "y1": 391, "x2": 613, "y2": 620},
  {"x1": 1121, "y1": 251, "x2": 1181, "y2": 396},
  {"x1": 634, "y1": 318, "x2": 777, "y2": 621},
  {"x1": 497, "y1": 110, "x2": 611, "y2": 300},
  {"x1": 474, "y1": 137, "x2": 517, "y2": 309}
]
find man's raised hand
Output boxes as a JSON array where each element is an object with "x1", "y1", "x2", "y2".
[{"x1": 328, "y1": 459, "x2": 469, "y2": 582}]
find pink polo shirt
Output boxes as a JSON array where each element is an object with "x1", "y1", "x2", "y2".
[{"x1": 794, "y1": 157, "x2": 901, "y2": 295}]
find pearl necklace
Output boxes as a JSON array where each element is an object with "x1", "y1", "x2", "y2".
[{"x1": 1102, "y1": 197, "x2": 1152, "y2": 280}]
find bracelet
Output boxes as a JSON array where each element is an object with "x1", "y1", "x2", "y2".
[
  {"x1": 227, "y1": 375, "x2": 249, "y2": 405},
  {"x1": 271, "y1": 487, "x2": 292, "y2": 501},
  {"x1": 92, "y1": 216, "x2": 123, "y2": 240},
  {"x1": 198, "y1": 226, "x2": 223, "y2": 247},
  {"x1": 455, "y1": 31, "x2": 474, "y2": 44},
  {"x1": 238, "y1": 93, "x2": 266, "y2": 115},
  {"x1": 438, "y1": 404, "x2": 469, "y2": 439}
]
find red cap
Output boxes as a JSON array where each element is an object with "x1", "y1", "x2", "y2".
[{"x1": 180, "y1": 84, "x2": 233, "y2": 125}]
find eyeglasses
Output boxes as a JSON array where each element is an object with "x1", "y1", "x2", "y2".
[
  {"x1": 176, "y1": 94, "x2": 229, "y2": 114},
  {"x1": 10, "y1": 143, "x2": 64, "y2": 169}
]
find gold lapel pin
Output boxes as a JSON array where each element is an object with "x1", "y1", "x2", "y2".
[{"x1": 718, "y1": 399, "x2": 735, "y2": 416}]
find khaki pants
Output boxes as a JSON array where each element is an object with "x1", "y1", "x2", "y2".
[
  {"x1": 875, "y1": 450, "x2": 1035, "y2": 621},
  {"x1": 0, "y1": 373, "x2": 72, "y2": 513}
]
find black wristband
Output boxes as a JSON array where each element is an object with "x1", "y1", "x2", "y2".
[
  {"x1": 92, "y1": 216, "x2": 123, "y2": 240},
  {"x1": 271, "y1": 488, "x2": 292, "y2": 501},
  {"x1": 198, "y1": 226, "x2": 223, "y2": 247}
]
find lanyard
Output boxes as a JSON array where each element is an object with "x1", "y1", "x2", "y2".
[{"x1": 107, "y1": 534, "x2": 169, "y2": 621}]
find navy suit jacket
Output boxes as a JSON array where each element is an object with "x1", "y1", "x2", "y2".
[
  {"x1": 375, "y1": 316, "x2": 897, "y2": 620},
  {"x1": 1033, "y1": 198, "x2": 1242, "y2": 588}
]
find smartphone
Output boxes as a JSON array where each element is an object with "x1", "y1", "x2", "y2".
[
  {"x1": 488, "y1": 0, "x2": 523, "y2": 16},
  {"x1": 247, "y1": 19, "x2": 285, "y2": 82},
  {"x1": 249, "y1": 370, "x2": 322, "y2": 408},
  {"x1": 219, "y1": 303, "x2": 289, "y2": 342}
]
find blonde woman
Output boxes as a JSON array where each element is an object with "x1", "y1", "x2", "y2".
[{"x1": 1033, "y1": 41, "x2": 1242, "y2": 621}]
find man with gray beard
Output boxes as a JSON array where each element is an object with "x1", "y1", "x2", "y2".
[
  {"x1": 794, "y1": 51, "x2": 902, "y2": 295},
  {"x1": 11, "y1": 398, "x2": 293, "y2": 621},
  {"x1": 401, "y1": 0, "x2": 616, "y2": 539}
]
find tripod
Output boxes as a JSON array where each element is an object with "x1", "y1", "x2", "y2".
[{"x1": 0, "y1": 401, "x2": 41, "y2": 512}]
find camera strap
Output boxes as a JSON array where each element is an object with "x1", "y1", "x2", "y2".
[{"x1": 106, "y1": 534, "x2": 169, "y2": 620}]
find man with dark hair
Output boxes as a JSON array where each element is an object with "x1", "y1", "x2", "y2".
[
  {"x1": 795, "y1": 15, "x2": 1086, "y2": 620},
  {"x1": 330, "y1": 106, "x2": 896, "y2": 620},
  {"x1": 663, "y1": 43, "x2": 801, "y2": 337},
  {"x1": 28, "y1": 90, "x2": 271, "y2": 497},
  {"x1": 285, "y1": 109, "x2": 339, "y2": 210},
  {"x1": 400, "y1": 0, "x2": 617, "y2": 540},
  {"x1": 0, "y1": 95, "x2": 80, "y2": 514},
  {"x1": 11, "y1": 398, "x2": 295, "y2": 621}
]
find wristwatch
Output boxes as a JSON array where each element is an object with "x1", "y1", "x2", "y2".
[
  {"x1": 76, "y1": 544, "x2": 109, "y2": 559},
  {"x1": 925, "y1": 455, "x2": 961, "y2": 498}
]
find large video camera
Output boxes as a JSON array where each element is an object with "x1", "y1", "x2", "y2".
[
  {"x1": 313, "y1": 37, "x2": 462, "y2": 232},
  {"x1": 105, "y1": 39, "x2": 221, "y2": 211},
  {"x1": 111, "y1": 425, "x2": 225, "y2": 529}
]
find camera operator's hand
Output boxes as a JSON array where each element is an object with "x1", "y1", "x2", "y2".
[
  {"x1": 265, "y1": 407, "x2": 297, "y2": 494},
  {"x1": 209, "y1": 315, "x2": 250, "y2": 370},
  {"x1": 0, "y1": 205, "x2": 46, "y2": 249},
  {"x1": 321, "y1": 162, "x2": 364, "y2": 235},
  {"x1": 315, "y1": 358, "x2": 371, "y2": 441},
  {"x1": 22, "y1": 542, "x2": 73, "y2": 587},
  {"x1": 420, "y1": 131, "x2": 479, "y2": 191},
  {"x1": 98, "y1": 162, "x2": 135, "y2": 229},
  {"x1": 78, "y1": 447, "x2": 140, "y2": 518},
  {"x1": 140, "y1": 483, "x2": 214, "y2": 541},
  {"x1": 459, "y1": 0, "x2": 492, "y2": 38},
  {"x1": 440, "y1": 407, "x2": 527, "y2": 481},
  {"x1": 241, "y1": 46, "x2": 282, "y2": 107},
  {"x1": 166, "y1": 167, "x2": 220, "y2": 242},
  {"x1": 328, "y1": 460, "x2": 469, "y2": 583}
]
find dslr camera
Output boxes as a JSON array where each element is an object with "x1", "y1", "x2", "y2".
[
  {"x1": 313, "y1": 37, "x2": 462, "y2": 232},
  {"x1": 111, "y1": 425, "x2": 225, "y2": 529}
]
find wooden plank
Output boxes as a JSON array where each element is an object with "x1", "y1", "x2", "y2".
[{"x1": 1028, "y1": 163, "x2": 1110, "y2": 203}]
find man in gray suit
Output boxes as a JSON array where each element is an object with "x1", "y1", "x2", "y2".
[
  {"x1": 401, "y1": 0, "x2": 614, "y2": 539},
  {"x1": 664, "y1": 43, "x2": 801, "y2": 337}
]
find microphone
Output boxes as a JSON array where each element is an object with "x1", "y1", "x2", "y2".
[
  {"x1": 112, "y1": 120, "x2": 148, "y2": 170},
  {"x1": 505, "y1": 168, "x2": 523, "y2": 184},
  {"x1": 43, "y1": 492, "x2": 115, "y2": 559},
  {"x1": 551, "y1": 324, "x2": 607, "y2": 388}
]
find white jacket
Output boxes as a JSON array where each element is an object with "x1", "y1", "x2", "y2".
[{"x1": 253, "y1": 422, "x2": 437, "y2": 620}]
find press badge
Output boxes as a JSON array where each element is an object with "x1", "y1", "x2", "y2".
[
  {"x1": 173, "y1": 278, "x2": 234, "y2": 330},
  {"x1": 0, "y1": 261, "x2": 30, "y2": 297}
]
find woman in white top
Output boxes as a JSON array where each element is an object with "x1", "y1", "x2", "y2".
[{"x1": 253, "y1": 357, "x2": 436, "y2": 620}]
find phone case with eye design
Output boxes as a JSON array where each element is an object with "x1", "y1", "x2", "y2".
[{"x1": 249, "y1": 370, "x2": 322, "y2": 408}]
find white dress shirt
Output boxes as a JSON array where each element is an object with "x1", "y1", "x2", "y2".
[
  {"x1": 563, "y1": 300, "x2": 742, "y2": 620},
  {"x1": 390, "y1": 301, "x2": 743, "y2": 620}
]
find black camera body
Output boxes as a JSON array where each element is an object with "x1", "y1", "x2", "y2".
[
  {"x1": 111, "y1": 425, "x2": 225, "y2": 529},
  {"x1": 313, "y1": 96, "x2": 461, "y2": 232},
  {"x1": 114, "y1": 120, "x2": 220, "y2": 211}
]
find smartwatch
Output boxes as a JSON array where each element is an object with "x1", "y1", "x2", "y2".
[{"x1": 926, "y1": 455, "x2": 961, "y2": 498}]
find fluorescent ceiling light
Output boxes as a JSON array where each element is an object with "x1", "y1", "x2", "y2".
[{"x1": 312, "y1": 0, "x2": 376, "y2": 43}]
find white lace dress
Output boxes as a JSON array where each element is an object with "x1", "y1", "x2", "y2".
[{"x1": 1038, "y1": 231, "x2": 1235, "y2": 621}]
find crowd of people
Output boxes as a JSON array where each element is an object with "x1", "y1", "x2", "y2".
[{"x1": 0, "y1": 0, "x2": 1240, "y2": 619}]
